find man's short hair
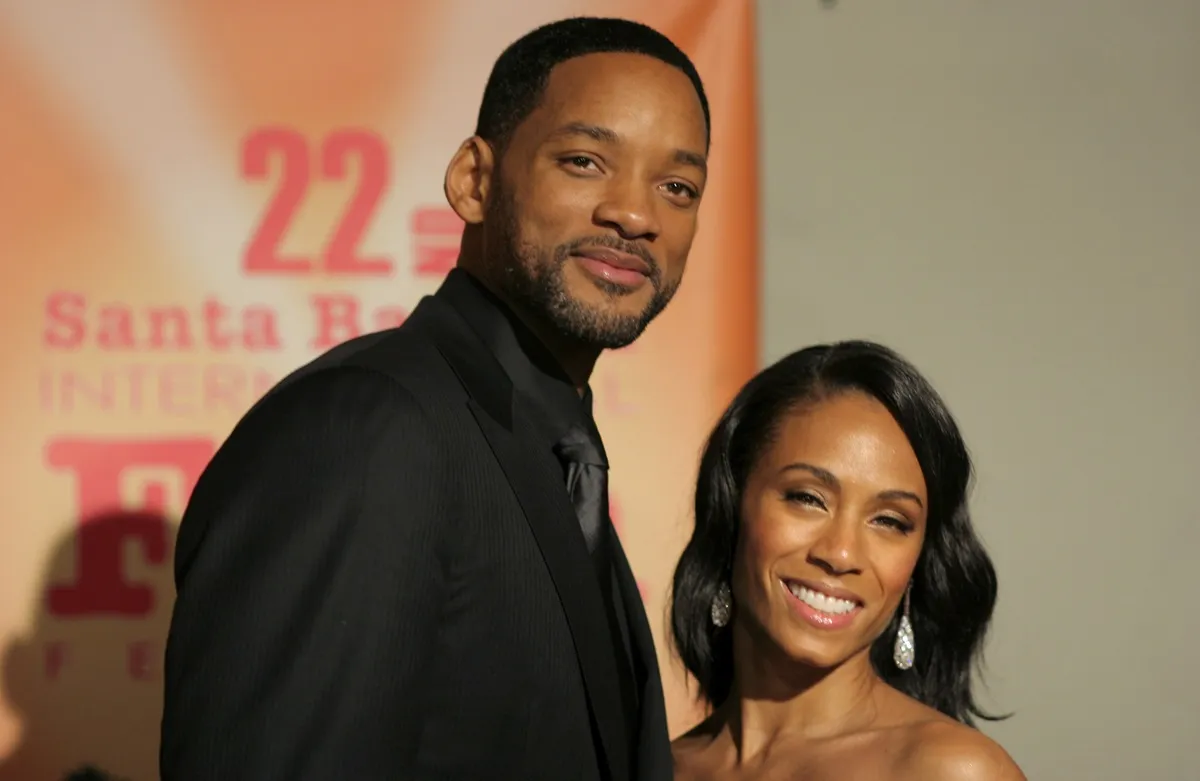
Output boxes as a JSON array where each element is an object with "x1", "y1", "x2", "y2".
[{"x1": 474, "y1": 16, "x2": 710, "y2": 152}]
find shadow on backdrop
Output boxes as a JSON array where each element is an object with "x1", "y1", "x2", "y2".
[{"x1": 0, "y1": 509, "x2": 178, "y2": 781}]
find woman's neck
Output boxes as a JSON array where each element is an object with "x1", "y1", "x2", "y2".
[{"x1": 721, "y1": 630, "x2": 882, "y2": 763}]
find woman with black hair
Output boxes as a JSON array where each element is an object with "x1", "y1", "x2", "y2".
[{"x1": 670, "y1": 341, "x2": 1024, "y2": 780}]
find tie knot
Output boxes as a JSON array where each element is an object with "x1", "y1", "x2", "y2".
[{"x1": 554, "y1": 424, "x2": 607, "y2": 468}]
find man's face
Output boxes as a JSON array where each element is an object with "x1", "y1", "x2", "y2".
[{"x1": 483, "y1": 52, "x2": 708, "y2": 349}]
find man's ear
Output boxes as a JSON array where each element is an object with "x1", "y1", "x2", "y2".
[{"x1": 444, "y1": 136, "x2": 496, "y2": 225}]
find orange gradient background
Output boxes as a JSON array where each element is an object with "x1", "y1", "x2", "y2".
[{"x1": 0, "y1": 2, "x2": 757, "y2": 778}]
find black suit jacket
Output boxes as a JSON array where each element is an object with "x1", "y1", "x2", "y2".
[{"x1": 160, "y1": 287, "x2": 672, "y2": 780}]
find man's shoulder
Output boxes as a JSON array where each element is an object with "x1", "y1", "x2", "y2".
[
  {"x1": 233, "y1": 325, "x2": 464, "y2": 443},
  {"x1": 303, "y1": 322, "x2": 450, "y2": 387},
  {"x1": 268, "y1": 325, "x2": 456, "y2": 407}
]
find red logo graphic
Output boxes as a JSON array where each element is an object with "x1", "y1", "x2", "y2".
[
  {"x1": 242, "y1": 127, "x2": 391, "y2": 276},
  {"x1": 44, "y1": 437, "x2": 215, "y2": 617},
  {"x1": 241, "y1": 126, "x2": 464, "y2": 280}
]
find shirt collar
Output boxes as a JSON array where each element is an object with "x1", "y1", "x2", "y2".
[{"x1": 436, "y1": 269, "x2": 594, "y2": 447}]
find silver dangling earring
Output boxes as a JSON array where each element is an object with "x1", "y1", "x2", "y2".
[
  {"x1": 710, "y1": 582, "x2": 732, "y2": 628},
  {"x1": 893, "y1": 584, "x2": 915, "y2": 671}
]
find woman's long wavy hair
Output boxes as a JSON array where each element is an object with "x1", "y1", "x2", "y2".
[{"x1": 669, "y1": 340, "x2": 1004, "y2": 726}]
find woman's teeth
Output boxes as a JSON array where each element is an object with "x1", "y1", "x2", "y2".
[{"x1": 788, "y1": 583, "x2": 858, "y2": 615}]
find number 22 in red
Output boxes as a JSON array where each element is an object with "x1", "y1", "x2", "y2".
[{"x1": 242, "y1": 127, "x2": 391, "y2": 276}]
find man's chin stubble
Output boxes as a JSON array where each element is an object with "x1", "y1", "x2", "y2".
[
  {"x1": 502, "y1": 264, "x2": 657, "y2": 349},
  {"x1": 550, "y1": 308, "x2": 646, "y2": 350}
]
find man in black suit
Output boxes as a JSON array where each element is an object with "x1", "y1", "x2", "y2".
[{"x1": 159, "y1": 15, "x2": 710, "y2": 781}]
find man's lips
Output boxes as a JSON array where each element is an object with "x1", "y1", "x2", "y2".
[
  {"x1": 569, "y1": 247, "x2": 653, "y2": 290},
  {"x1": 571, "y1": 247, "x2": 651, "y2": 276}
]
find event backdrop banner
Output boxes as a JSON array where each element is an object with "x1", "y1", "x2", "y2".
[{"x1": 0, "y1": 1, "x2": 757, "y2": 778}]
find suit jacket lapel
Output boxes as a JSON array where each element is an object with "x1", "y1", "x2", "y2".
[
  {"x1": 409, "y1": 296, "x2": 632, "y2": 781},
  {"x1": 611, "y1": 538, "x2": 673, "y2": 781}
]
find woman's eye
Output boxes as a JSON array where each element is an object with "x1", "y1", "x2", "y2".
[
  {"x1": 875, "y1": 516, "x2": 915, "y2": 534},
  {"x1": 785, "y1": 490, "x2": 825, "y2": 508}
]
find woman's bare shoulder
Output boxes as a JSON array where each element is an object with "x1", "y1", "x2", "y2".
[
  {"x1": 902, "y1": 720, "x2": 1025, "y2": 781},
  {"x1": 671, "y1": 718, "x2": 723, "y2": 779}
]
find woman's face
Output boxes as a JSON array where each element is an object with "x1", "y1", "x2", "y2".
[{"x1": 731, "y1": 391, "x2": 929, "y2": 671}]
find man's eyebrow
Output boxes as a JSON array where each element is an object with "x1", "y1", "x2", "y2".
[
  {"x1": 546, "y1": 122, "x2": 621, "y2": 144},
  {"x1": 674, "y1": 148, "x2": 707, "y2": 175}
]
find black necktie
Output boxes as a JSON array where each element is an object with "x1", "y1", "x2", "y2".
[
  {"x1": 554, "y1": 425, "x2": 613, "y2": 581},
  {"x1": 554, "y1": 423, "x2": 639, "y2": 727}
]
